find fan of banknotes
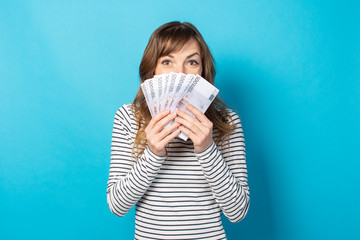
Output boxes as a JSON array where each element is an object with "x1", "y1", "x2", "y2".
[{"x1": 141, "y1": 72, "x2": 219, "y2": 140}]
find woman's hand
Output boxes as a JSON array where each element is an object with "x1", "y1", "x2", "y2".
[
  {"x1": 145, "y1": 109, "x2": 181, "y2": 157},
  {"x1": 175, "y1": 104, "x2": 214, "y2": 153}
]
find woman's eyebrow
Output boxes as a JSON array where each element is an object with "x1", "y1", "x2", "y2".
[
  {"x1": 164, "y1": 53, "x2": 200, "y2": 59},
  {"x1": 186, "y1": 52, "x2": 200, "y2": 59}
]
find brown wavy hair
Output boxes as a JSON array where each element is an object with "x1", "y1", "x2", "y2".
[{"x1": 132, "y1": 21, "x2": 235, "y2": 159}]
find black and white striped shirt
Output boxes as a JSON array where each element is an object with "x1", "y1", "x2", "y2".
[{"x1": 107, "y1": 103, "x2": 250, "y2": 240}]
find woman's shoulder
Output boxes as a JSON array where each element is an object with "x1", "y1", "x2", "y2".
[
  {"x1": 120, "y1": 102, "x2": 134, "y2": 113},
  {"x1": 227, "y1": 107, "x2": 241, "y2": 122},
  {"x1": 215, "y1": 105, "x2": 242, "y2": 125},
  {"x1": 114, "y1": 102, "x2": 137, "y2": 127}
]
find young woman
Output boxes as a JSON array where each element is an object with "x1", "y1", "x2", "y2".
[{"x1": 107, "y1": 21, "x2": 250, "y2": 240}]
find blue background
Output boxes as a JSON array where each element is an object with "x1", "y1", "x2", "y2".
[{"x1": 1, "y1": 0, "x2": 359, "y2": 239}]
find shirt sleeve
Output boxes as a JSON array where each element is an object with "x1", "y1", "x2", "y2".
[
  {"x1": 195, "y1": 110, "x2": 250, "y2": 223},
  {"x1": 106, "y1": 104, "x2": 166, "y2": 217}
]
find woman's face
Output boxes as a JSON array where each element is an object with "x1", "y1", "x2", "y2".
[{"x1": 154, "y1": 38, "x2": 203, "y2": 75}]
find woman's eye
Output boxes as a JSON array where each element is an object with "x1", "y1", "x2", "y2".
[
  {"x1": 161, "y1": 60, "x2": 171, "y2": 66},
  {"x1": 188, "y1": 60, "x2": 199, "y2": 66}
]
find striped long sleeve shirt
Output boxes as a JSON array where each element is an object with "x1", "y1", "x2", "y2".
[{"x1": 107, "y1": 103, "x2": 250, "y2": 240}]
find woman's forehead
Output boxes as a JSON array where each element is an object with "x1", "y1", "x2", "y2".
[{"x1": 162, "y1": 38, "x2": 201, "y2": 56}]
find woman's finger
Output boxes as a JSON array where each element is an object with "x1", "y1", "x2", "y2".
[
  {"x1": 147, "y1": 109, "x2": 170, "y2": 130},
  {"x1": 178, "y1": 125, "x2": 198, "y2": 142},
  {"x1": 174, "y1": 116, "x2": 202, "y2": 136},
  {"x1": 158, "y1": 121, "x2": 180, "y2": 140},
  {"x1": 160, "y1": 128, "x2": 181, "y2": 145},
  {"x1": 175, "y1": 109, "x2": 203, "y2": 129},
  {"x1": 184, "y1": 104, "x2": 208, "y2": 123},
  {"x1": 153, "y1": 112, "x2": 178, "y2": 133}
]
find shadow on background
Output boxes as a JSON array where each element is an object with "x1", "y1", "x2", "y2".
[{"x1": 217, "y1": 60, "x2": 277, "y2": 239}]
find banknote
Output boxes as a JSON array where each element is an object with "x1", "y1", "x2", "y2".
[
  {"x1": 141, "y1": 72, "x2": 219, "y2": 141},
  {"x1": 162, "y1": 74, "x2": 170, "y2": 110},
  {"x1": 174, "y1": 74, "x2": 219, "y2": 140},
  {"x1": 148, "y1": 78, "x2": 157, "y2": 115},
  {"x1": 140, "y1": 80, "x2": 154, "y2": 116}
]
